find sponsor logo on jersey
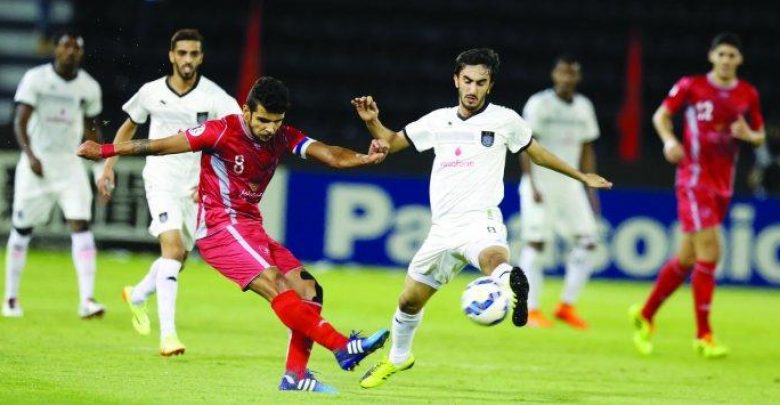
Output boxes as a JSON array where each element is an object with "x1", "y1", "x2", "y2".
[
  {"x1": 197, "y1": 112, "x2": 208, "y2": 124},
  {"x1": 481, "y1": 131, "x2": 495, "y2": 147},
  {"x1": 159, "y1": 212, "x2": 168, "y2": 223},
  {"x1": 188, "y1": 124, "x2": 206, "y2": 136}
]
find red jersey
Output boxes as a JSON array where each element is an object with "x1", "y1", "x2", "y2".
[
  {"x1": 184, "y1": 114, "x2": 315, "y2": 237},
  {"x1": 663, "y1": 74, "x2": 764, "y2": 196}
]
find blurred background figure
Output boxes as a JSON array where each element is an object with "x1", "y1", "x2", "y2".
[
  {"x1": 518, "y1": 55, "x2": 601, "y2": 330},
  {"x1": 749, "y1": 122, "x2": 780, "y2": 197},
  {"x1": 3, "y1": 31, "x2": 104, "y2": 319}
]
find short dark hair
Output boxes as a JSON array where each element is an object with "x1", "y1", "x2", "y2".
[
  {"x1": 246, "y1": 77, "x2": 291, "y2": 114},
  {"x1": 553, "y1": 53, "x2": 580, "y2": 68},
  {"x1": 710, "y1": 32, "x2": 742, "y2": 52},
  {"x1": 170, "y1": 28, "x2": 203, "y2": 51},
  {"x1": 454, "y1": 48, "x2": 500, "y2": 80}
]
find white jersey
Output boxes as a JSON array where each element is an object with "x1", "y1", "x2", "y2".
[
  {"x1": 404, "y1": 103, "x2": 533, "y2": 224},
  {"x1": 14, "y1": 63, "x2": 102, "y2": 162},
  {"x1": 123, "y1": 75, "x2": 241, "y2": 192},
  {"x1": 522, "y1": 89, "x2": 599, "y2": 189}
]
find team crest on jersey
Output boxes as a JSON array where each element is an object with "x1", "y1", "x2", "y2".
[
  {"x1": 196, "y1": 112, "x2": 208, "y2": 124},
  {"x1": 188, "y1": 124, "x2": 205, "y2": 136},
  {"x1": 481, "y1": 131, "x2": 495, "y2": 147},
  {"x1": 159, "y1": 212, "x2": 168, "y2": 223}
]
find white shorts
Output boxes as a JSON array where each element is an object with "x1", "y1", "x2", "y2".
[
  {"x1": 146, "y1": 192, "x2": 197, "y2": 251},
  {"x1": 12, "y1": 155, "x2": 92, "y2": 228},
  {"x1": 519, "y1": 175, "x2": 597, "y2": 243},
  {"x1": 408, "y1": 208, "x2": 509, "y2": 289}
]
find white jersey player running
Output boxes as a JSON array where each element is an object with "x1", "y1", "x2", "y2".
[
  {"x1": 97, "y1": 29, "x2": 240, "y2": 356},
  {"x1": 352, "y1": 48, "x2": 612, "y2": 389},
  {"x1": 518, "y1": 55, "x2": 601, "y2": 330},
  {"x1": 3, "y1": 32, "x2": 105, "y2": 319}
]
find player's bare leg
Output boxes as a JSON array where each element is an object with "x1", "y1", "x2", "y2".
[
  {"x1": 247, "y1": 268, "x2": 388, "y2": 377},
  {"x1": 519, "y1": 241, "x2": 552, "y2": 328},
  {"x1": 480, "y1": 245, "x2": 529, "y2": 327},
  {"x1": 3, "y1": 227, "x2": 32, "y2": 317},
  {"x1": 690, "y1": 227, "x2": 728, "y2": 358},
  {"x1": 555, "y1": 236, "x2": 596, "y2": 330},
  {"x1": 361, "y1": 277, "x2": 435, "y2": 388},
  {"x1": 68, "y1": 220, "x2": 104, "y2": 319}
]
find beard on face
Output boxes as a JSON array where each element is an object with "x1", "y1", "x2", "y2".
[{"x1": 176, "y1": 63, "x2": 196, "y2": 80}]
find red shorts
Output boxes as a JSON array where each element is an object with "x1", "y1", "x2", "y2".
[
  {"x1": 676, "y1": 186, "x2": 731, "y2": 233},
  {"x1": 196, "y1": 223, "x2": 303, "y2": 290}
]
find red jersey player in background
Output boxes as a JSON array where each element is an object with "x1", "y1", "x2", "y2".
[
  {"x1": 630, "y1": 33, "x2": 765, "y2": 358},
  {"x1": 78, "y1": 77, "x2": 391, "y2": 393}
]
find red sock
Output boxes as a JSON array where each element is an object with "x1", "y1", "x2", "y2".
[
  {"x1": 271, "y1": 290, "x2": 348, "y2": 351},
  {"x1": 285, "y1": 300, "x2": 321, "y2": 378},
  {"x1": 642, "y1": 257, "x2": 691, "y2": 321},
  {"x1": 692, "y1": 260, "x2": 717, "y2": 338}
]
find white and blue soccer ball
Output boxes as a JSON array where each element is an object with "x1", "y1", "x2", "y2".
[{"x1": 461, "y1": 277, "x2": 509, "y2": 326}]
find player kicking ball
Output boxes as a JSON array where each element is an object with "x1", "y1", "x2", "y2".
[
  {"x1": 352, "y1": 48, "x2": 612, "y2": 389},
  {"x1": 78, "y1": 77, "x2": 390, "y2": 393},
  {"x1": 630, "y1": 33, "x2": 765, "y2": 358}
]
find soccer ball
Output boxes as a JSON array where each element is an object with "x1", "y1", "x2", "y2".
[{"x1": 461, "y1": 277, "x2": 509, "y2": 326}]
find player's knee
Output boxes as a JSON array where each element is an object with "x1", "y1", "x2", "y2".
[
  {"x1": 528, "y1": 241, "x2": 545, "y2": 251},
  {"x1": 161, "y1": 244, "x2": 186, "y2": 262},
  {"x1": 13, "y1": 227, "x2": 33, "y2": 236},
  {"x1": 575, "y1": 235, "x2": 597, "y2": 251},
  {"x1": 299, "y1": 270, "x2": 324, "y2": 304},
  {"x1": 398, "y1": 295, "x2": 423, "y2": 314},
  {"x1": 68, "y1": 221, "x2": 89, "y2": 233}
]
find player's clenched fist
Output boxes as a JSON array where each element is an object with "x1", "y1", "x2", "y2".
[
  {"x1": 351, "y1": 96, "x2": 379, "y2": 122},
  {"x1": 369, "y1": 139, "x2": 390, "y2": 156},
  {"x1": 77, "y1": 140, "x2": 102, "y2": 161}
]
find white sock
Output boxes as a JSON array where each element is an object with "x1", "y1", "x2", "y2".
[
  {"x1": 156, "y1": 258, "x2": 182, "y2": 338},
  {"x1": 561, "y1": 244, "x2": 593, "y2": 305},
  {"x1": 131, "y1": 259, "x2": 160, "y2": 304},
  {"x1": 388, "y1": 307, "x2": 423, "y2": 365},
  {"x1": 4, "y1": 229, "x2": 31, "y2": 300},
  {"x1": 490, "y1": 262, "x2": 513, "y2": 288},
  {"x1": 520, "y1": 245, "x2": 543, "y2": 310},
  {"x1": 71, "y1": 231, "x2": 97, "y2": 306}
]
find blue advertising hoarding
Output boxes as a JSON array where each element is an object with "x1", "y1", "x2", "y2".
[{"x1": 278, "y1": 169, "x2": 780, "y2": 288}]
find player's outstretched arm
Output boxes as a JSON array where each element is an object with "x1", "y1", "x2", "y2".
[
  {"x1": 351, "y1": 96, "x2": 410, "y2": 153},
  {"x1": 525, "y1": 140, "x2": 612, "y2": 189},
  {"x1": 305, "y1": 139, "x2": 389, "y2": 169},
  {"x1": 77, "y1": 132, "x2": 193, "y2": 161}
]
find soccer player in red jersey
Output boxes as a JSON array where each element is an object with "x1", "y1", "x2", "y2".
[
  {"x1": 630, "y1": 33, "x2": 765, "y2": 358},
  {"x1": 78, "y1": 77, "x2": 391, "y2": 393}
]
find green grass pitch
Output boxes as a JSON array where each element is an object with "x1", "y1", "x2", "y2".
[{"x1": 1, "y1": 250, "x2": 779, "y2": 404}]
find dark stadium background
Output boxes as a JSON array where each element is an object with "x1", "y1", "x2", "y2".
[{"x1": 1, "y1": 0, "x2": 779, "y2": 192}]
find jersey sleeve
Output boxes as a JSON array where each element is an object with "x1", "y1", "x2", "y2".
[
  {"x1": 662, "y1": 77, "x2": 692, "y2": 115},
  {"x1": 184, "y1": 118, "x2": 228, "y2": 151},
  {"x1": 213, "y1": 91, "x2": 242, "y2": 118},
  {"x1": 403, "y1": 111, "x2": 437, "y2": 152},
  {"x1": 521, "y1": 95, "x2": 543, "y2": 133},
  {"x1": 582, "y1": 98, "x2": 600, "y2": 142},
  {"x1": 507, "y1": 111, "x2": 534, "y2": 153},
  {"x1": 284, "y1": 126, "x2": 317, "y2": 159},
  {"x1": 14, "y1": 70, "x2": 38, "y2": 107},
  {"x1": 122, "y1": 86, "x2": 149, "y2": 124},
  {"x1": 747, "y1": 86, "x2": 765, "y2": 131},
  {"x1": 84, "y1": 81, "x2": 102, "y2": 118}
]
